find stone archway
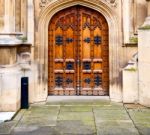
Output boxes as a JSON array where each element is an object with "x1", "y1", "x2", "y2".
[{"x1": 37, "y1": 0, "x2": 121, "y2": 102}]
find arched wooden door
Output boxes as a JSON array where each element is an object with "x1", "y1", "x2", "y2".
[{"x1": 48, "y1": 6, "x2": 109, "y2": 96}]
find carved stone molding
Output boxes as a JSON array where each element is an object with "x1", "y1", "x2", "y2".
[
  {"x1": 37, "y1": 0, "x2": 122, "y2": 102},
  {"x1": 39, "y1": 0, "x2": 48, "y2": 8},
  {"x1": 39, "y1": 0, "x2": 118, "y2": 9},
  {"x1": 105, "y1": 0, "x2": 117, "y2": 7}
]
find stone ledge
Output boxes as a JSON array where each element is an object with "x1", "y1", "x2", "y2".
[
  {"x1": 139, "y1": 25, "x2": 150, "y2": 30},
  {"x1": 0, "y1": 42, "x2": 32, "y2": 47},
  {"x1": 0, "y1": 33, "x2": 22, "y2": 46},
  {"x1": 123, "y1": 43, "x2": 138, "y2": 47},
  {"x1": 0, "y1": 32, "x2": 31, "y2": 46},
  {"x1": 0, "y1": 32, "x2": 23, "y2": 36}
]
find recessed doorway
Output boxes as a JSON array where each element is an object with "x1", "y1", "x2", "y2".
[{"x1": 48, "y1": 6, "x2": 109, "y2": 96}]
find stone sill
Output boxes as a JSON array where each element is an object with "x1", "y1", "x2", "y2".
[
  {"x1": 0, "y1": 32, "x2": 30, "y2": 46},
  {"x1": 139, "y1": 25, "x2": 150, "y2": 30},
  {"x1": 21, "y1": 42, "x2": 32, "y2": 46},
  {"x1": 123, "y1": 43, "x2": 138, "y2": 47},
  {"x1": 0, "y1": 63, "x2": 19, "y2": 69},
  {"x1": 0, "y1": 43, "x2": 32, "y2": 47},
  {"x1": 124, "y1": 68, "x2": 137, "y2": 72},
  {"x1": 0, "y1": 32, "x2": 23, "y2": 36}
]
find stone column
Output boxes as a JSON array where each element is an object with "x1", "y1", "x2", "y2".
[
  {"x1": 4, "y1": 0, "x2": 15, "y2": 32},
  {"x1": 123, "y1": 0, "x2": 132, "y2": 43},
  {"x1": 27, "y1": 0, "x2": 34, "y2": 44},
  {"x1": 122, "y1": 0, "x2": 139, "y2": 43},
  {"x1": 147, "y1": 0, "x2": 150, "y2": 16},
  {"x1": 3, "y1": 0, "x2": 27, "y2": 33},
  {"x1": 15, "y1": 0, "x2": 21, "y2": 32},
  {"x1": 138, "y1": 0, "x2": 150, "y2": 107},
  {"x1": 0, "y1": 0, "x2": 5, "y2": 32},
  {"x1": 21, "y1": 0, "x2": 27, "y2": 36},
  {"x1": 143, "y1": 0, "x2": 150, "y2": 25}
]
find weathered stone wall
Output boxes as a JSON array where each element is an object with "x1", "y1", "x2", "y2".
[
  {"x1": 33, "y1": 0, "x2": 142, "y2": 102},
  {"x1": 15, "y1": 0, "x2": 21, "y2": 32},
  {"x1": 0, "y1": 0, "x2": 4, "y2": 32},
  {"x1": 0, "y1": 66, "x2": 22, "y2": 111},
  {"x1": 0, "y1": 47, "x2": 17, "y2": 65},
  {"x1": 21, "y1": 0, "x2": 27, "y2": 36},
  {"x1": 35, "y1": 0, "x2": 124, "y2": 102},
  {"x1": 0, "y1": 0, "x2": 149, "y2": 112},
  {"x1": 0, "y1": 0, "x2": 34, "y2": 112},
  {"x1": 136, "y1": 0, "x2": 147, "y2": 31},
  {"x1": 123, "y1": 0, "x2": 147, "y2": 43},
  {"x1": 138, "y1": 29, "x2": 150, "y2": 107},
  {"x1": 122, "y1": 53, "x2": 138, "y2": 103}
]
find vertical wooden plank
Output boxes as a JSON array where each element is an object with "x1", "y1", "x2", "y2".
[
  {"x1": 93, "y1": 27, "x2": 102, "y2": 58},
  {"x1": 82, "y1": 27, "x2": 91, "y2": 58},
  {"x1": 65, "y1": 27, "x2": 74, "y2": 58},
  {"x1": 55, "y1": 27, "x2": 63, "y2": 59}
]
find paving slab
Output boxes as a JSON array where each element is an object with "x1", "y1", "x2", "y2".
[
  {"x1": 0, "y1": 121, "x2": 17, "y2": 135},
  {"x1": 94, "y1": 103, "x2": 140, "y2": 135},
  {"x1": 97, "y1": 122, "x2": 139, "y2": 135},
  {"x1": 55, "y1": 120, "x2": 96, "y2": 135},
  {"x1": 124, "y1": 104, "x2": 148, "y2": 110},
  {"x1": 58, "y1": 111, "x2": 94, "y2": 121},
  {"x1": 59, "y1": 100, "x2": 94, "y2": 106},
  {"x1": 95, "y1": 119, "x2": 139, "y2": 134},
  {"x1": 127, "y1": 108, "x2": 150, "y2": 135},
  {"x1": 60, "y1": 106, "x2": 93, "y2": 112},
  {"x1": 15, "y1": 106, "x2": 59, "y2": 127},
  {"x1": 11, "y1": 126, "x2": 59, "y2": 135},
  {"x1": 28, "y1": 105, "x2": 60, "y2": 113},
  {"x1": 17, "y1": 117, "x2": 57, "y2": 127},
  {"x1": 93, "y1": 103, "x2": 124, "y2": 110},
  {"x1": 1, "y1": 101, "x2": 150, "y2": 135},
  {"x1": 13, "y1": 110, "x2": 26, "y2": 121},
  {"x1": 94, "y1": 109, "x2": 130, "y2": 122}
]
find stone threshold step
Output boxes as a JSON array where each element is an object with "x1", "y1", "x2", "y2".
[{"x1": 47, "y1": 96, "x2": 110, "y2": 102}]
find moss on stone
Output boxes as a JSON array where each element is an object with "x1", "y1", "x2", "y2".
[
  {"x1": 17, "y1": 36, "x2": 27, "y2": 42},
  {"x1": 125, "y1": 67, "x2": 137, "y2": 72},
  {"x1": 129, "y1": 37, "x2": 138, "y2": 44},
  {"x1": 139, "y1": 25, "x2": 150, "y2": 30}
]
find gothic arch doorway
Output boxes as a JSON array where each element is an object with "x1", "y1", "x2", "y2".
[{"x1": 48, "y1": 6, "x2": 109, "y2": 96}]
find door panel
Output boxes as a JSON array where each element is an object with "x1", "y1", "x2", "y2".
[{"x1": 48, "y1": 6, "x2": 109, "y2": 96}]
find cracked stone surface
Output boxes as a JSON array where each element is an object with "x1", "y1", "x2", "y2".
[{"x1": 0, "y1": 100, "x2": 150, "y2": 135}]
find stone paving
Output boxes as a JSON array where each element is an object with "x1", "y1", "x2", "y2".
[{"x1": 0, "y1": 99, "x2": 150, "y2": 135}]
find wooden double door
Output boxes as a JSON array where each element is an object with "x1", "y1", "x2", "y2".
[{"x1": 48, "y1": 6, "x2": 109, "y2": 96}]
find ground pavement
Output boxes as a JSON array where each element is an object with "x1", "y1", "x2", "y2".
[{"x1": 0, "y1": 98, "x2": 150, "y2": 135}]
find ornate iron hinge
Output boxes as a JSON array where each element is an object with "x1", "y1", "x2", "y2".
[
  {"x1": 83, "y1": 62, "x2": 91, "y2": 70},
  {"x1": 55, "y1": 35, "x2": 63, "y2": 45},
  {"x1": 84, "y1": 37, "x2": 91, "y2": 43},
  {"x1": 66, "y1": 38, "x2": 73, "y2": 43},
  {"x1": 83, "y1": 36, "x2": 102, "y2": 45},
  {"x1": 66, "y1": 62, "x2": 74, "y2": 70},
  {"x1": 94, "y1": 75, "x2": 102, "y2": 86},
  {"x1": 66, "y1": 78, "x2": 73, "y2": 84},
  {"x1": 84, "y1": 78, "x2": 91, "y2": 84},
  {"x1": 94, "y1": 36, "x2": 102, "y2": 45},
  {"x1": 55, "y1": 76, "x2": 63, "y2": 87}
]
